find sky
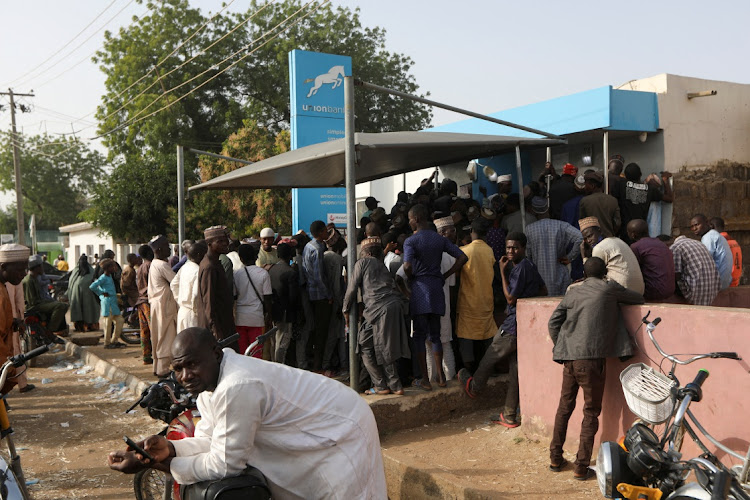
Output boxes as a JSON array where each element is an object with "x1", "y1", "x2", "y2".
[{"x1": 1, "y1": 0, "x2": 750, "y2": 208}]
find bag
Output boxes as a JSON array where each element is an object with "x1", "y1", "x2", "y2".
[{"x1": 180, "y1": 466, "x2": 271, "y2": 500}]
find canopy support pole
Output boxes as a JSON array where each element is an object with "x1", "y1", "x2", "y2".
[
  {"x1": 344, "y1": 76, "x2": 360, "y2": 392},
  {"x1": 177, "y1": 145, "x2": 185, "y2": 257},
  {"x1": 603, "y1": 131, "x2": 610, "y2": 194},
  {"x1": 515, "y1": 145, "x2": 526, "y2": 231}
]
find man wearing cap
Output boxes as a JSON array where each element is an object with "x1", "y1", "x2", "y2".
[
  {"x1": 148, "y1": 235, "x2": 178, "y2": 377},
  {"x1": 256, "y1": 228, "x2": 279, "y2": 269},
  {"x1": 548, "y1": 163, "x2": 579, "y2": 220},
  {"x1": 23, "y1": 255, "x2": 69, "y2": 334},
  {"x1": 198, "y1": 226, "x2": 237, "y2": 345},
  {"x1": 525, "y1": 198, "x2": 583, "y2": 296},
  {"x1": 496, "y1": 174, "x2": 513, "y2": 197},
  {"x1": 579, "y1": 170, "x2": 620, "y2": 238},
  {"x1": 579, "y1": 217, "x2": 645, "y2": 295},
  {"x1": 362, "y1": 196, "x2": 379, "y2": 219},
  {"x1": 0, "y1": 244, "x2": 31, "y2": 394}
]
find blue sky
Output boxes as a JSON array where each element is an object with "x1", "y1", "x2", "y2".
[{"x1": 1, "y1": 0, "x2": 749, "y2": 206}]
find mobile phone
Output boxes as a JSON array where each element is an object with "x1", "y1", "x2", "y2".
[{"x1": 123, "y1": 436, "x2": 155, "y2": 462}]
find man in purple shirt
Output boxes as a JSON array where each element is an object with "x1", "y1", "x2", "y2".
[
  {"x1": 403, "y1": 204, "x2": 467, "y2": 391},
  {"x1": 627, "y1": 219, "x2": 675, "y2": 301}
]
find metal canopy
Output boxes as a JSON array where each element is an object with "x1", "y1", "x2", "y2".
[{"x1": 189, "y1": 131, "x2": 564, "y2": 191}]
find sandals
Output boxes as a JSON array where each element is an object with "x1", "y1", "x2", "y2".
[
  {"x1": 363, "y1": 388, "x2": 391, "y2": 396},
  {"x1": 411, "y1": 378, "x2": 432, "y2": 391},
  {"x1": 549, "y1": 458, "x2": 569, "y2": 472},
  {"x1": 457, "y1": 368, "x2": 476, "y2": 399},
  {"x1": 490, "y1": 412, "x2": 520, "y2": 428}
]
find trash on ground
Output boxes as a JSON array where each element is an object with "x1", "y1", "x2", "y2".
[
  {"x1": 60, "y1": 422, "x2": 69, "y2": 428},
  {"x1": 41, "y1": 378, "x2": 53, "y2": 384}
]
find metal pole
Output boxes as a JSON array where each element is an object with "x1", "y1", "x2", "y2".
[
  {"x1": 8, "y1": 90, "x2": 25, "y2": 245},
  {"x1": 355, "y1": 79, "x2": 566, "y2": 141},
  {"x1": 546, "y1": 146, "x2": 551, "y2": 163},
  {"x1": 185, "y1": 147, "x2": 254, "y2": 165},
  {"x1": 344, "y1": 76, "x2": 359, "y2": 392},
  {"x1": 177, "y1": 145, "x2": 185, "y2": 257},
  {"x1": 516, "y1": 145, "x2": 526, "y2": 231},
  {"x1": 603, "y1": 131, "x2": 609, "y2": 195}
]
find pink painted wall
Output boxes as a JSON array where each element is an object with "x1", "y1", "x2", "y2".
[{"x1": 517, "y1": 298, "x2": 750, "y2": 461}]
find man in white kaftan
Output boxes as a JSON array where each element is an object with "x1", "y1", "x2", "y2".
[
  {"x1": 108, "y1": 327, "x2": 387, "y2": 500},
  {"x1": 148, "y1": 235, "x2": 178, "y2": 377},
  {"x1": 170, "y1": 242, "x2": 206, "y2": 332}
]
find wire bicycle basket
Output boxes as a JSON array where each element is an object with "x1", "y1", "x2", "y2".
[{"x1": 620, "y1": 363, "x2": 676, "y2": 424}]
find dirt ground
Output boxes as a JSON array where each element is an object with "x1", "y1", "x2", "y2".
[
  {"x1": 381, "y1": 411, "x2": 601, "y2": 499},
  {"x1": 4, "y1": 346, "x2": 162, "y2": 500}
]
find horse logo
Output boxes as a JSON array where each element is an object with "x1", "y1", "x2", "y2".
[{"x1": 304, "y1": 65, "x2": 345, "y2": 98}]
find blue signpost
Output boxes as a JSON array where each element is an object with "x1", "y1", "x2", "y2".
[{"x1": 289, "y1": 49, "x2": 352, "y2": 233}]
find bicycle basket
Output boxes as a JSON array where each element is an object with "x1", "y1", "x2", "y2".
[{"x1": 620, "y1": 363, "x2": 676, "y2": 424}]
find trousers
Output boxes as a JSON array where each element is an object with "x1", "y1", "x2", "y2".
[
  {"x1": 29, "y1": 300, "x2": 69, "y2": 332},
  {"x1": 549, "y1": 358, "x2": 607, "y2": 472},
  {"x1": 361, "y1": 335, "x2": 402, "y2": 392},
  {"x1": 308, "y1": 299, "x2": 332, "y2": 371},
  {"x1": 470, "y1": 330, "x2": 519, "y2": 420},
  {"x1": 102, "y1": 314, "x2": 124, "y2": 345},
  {"x1": 273, "y1": 321, "x2": 293, "y2": 364}
]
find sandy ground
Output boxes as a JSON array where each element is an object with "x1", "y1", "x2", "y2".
[
  {"x1": 381, "y1": 411, "x2": 601, "y2": 499},
  {"x1": 4, "y1": 346, "x2": 162, "y2": 500}
]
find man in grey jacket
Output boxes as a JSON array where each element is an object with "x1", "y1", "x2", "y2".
[{"x1": 547, "y1": 257, "x2": 644, "y2": 480}]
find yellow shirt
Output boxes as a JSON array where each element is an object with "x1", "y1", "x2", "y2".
[
  {"x1": 57, "y1": 261, "x2": 69, "y2": 271},
  {"x1": 456, "y1": 239, "x2": 497, "y2": 340}
]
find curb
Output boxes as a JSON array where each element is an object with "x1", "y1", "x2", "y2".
[{"x1": 64, "y1": 340, "x2": 151, "y2": 396}]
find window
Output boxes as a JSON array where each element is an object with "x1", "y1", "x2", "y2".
[
  {"x1": 74, "y1": 245, "x2": 80, "y2": 262},
  {"x1": 356, "y1": 199, "x2": 367, "y2": 222}
]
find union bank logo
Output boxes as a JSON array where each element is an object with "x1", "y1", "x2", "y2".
[{"x1": 304, "y1": 65, "x2": 345, "y2": 97}]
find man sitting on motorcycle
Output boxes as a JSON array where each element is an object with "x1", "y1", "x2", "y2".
[
  {"x1": 22, "y1": 255, "x2": 69, "y2": 336},
  {"x1": 108, "y1": 326, "x2": 387, "y2": 499}
]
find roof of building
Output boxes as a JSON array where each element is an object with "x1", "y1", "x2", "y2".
[{"x1": 58, "y1": 222, "x2": 94, "y2": 233}]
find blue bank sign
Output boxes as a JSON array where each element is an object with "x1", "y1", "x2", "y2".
[{"x1": 289, "y1": 49, "x2": 352, "y2": 233}]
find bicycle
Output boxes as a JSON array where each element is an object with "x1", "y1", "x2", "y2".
[{"x1": 596, "y1": 312, "x2": 750, "y2": 500}]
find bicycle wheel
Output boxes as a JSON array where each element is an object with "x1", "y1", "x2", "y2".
[
  {"x1": 134, "y1": 468, "x2": 172, "y2": 500},
  {"x1": 121, "y1": 328, "x2": 142, "y2": 345},
  {"x1": 20, "y1": 331, "x2": 36, "y2": 368}
]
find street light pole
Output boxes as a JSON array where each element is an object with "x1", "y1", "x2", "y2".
[{"x1": 344, "y1": 76, "x2": 359, "y2": 392}]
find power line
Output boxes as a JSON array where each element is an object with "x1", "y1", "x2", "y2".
[
  {"x1": 104, "y1": 0, "x2": 239, "y2": 105},
  {"x1": 97, "y1": 0, "x2": 272, "y2": 128},
  {"x1": 2, "y1": 0, "x2": 121, "y2": 87},
  {"x1": 12, "y1": 0, "x2": 139, "y2": 89},
  {"x1": 100, "y1": 0, "x2": 319, "y2": 137}
]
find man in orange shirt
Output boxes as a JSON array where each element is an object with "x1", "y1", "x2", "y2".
[{"x1": 710, "y1": 217, "x2": 743, "y2": 287}]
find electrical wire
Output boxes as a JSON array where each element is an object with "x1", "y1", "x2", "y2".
[
  {"x1": 96, "y1": 0, "x2": 272, "y2": 127},
  {"x1": 103, "y1": 0, "x2": 238, "y2": 104},
  {"x1": 2, "y1": 0, "x2": 121, "y2": 87},
  {"x1": 95, "y1": 0, "x2": 324, "y2": 140},
  {"x1": 12, "y1": 0, "x2": 139, "y2": 89}
]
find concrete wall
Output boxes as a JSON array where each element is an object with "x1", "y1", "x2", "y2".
[
  {"x1": 517, "y1": 298, "x2": 750, "y2": 461},
  {"x1": 623, "y1": 74, "x2": 750, "y2": 171}
]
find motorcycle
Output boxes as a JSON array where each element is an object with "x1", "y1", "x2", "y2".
[
  {"x1": 595, "y1": 313, "x2": 750, "y2": 500},
  {"x1": 0, "y1": 338, "x2": 65, "y2": 499},
  {"x1": 21, "y1": 312, "x2": 63, "y2": 368},
  {"x1": 126, "y1": 331, "x2": 274, "y2": 500}
]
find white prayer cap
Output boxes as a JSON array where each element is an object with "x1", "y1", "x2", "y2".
[
  {"x1": 260, "y1": 227, "x2": 275, "y2": 238},
  {"x1": 497, "y1": 174, "x2": 512, "y2": 183},
  {"x1": 0, "y1": 244, "x2": 30, "y2": 263}
]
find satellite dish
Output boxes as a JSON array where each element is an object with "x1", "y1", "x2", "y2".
[{"x1": 482, "y1": 165, "x2": 498, "y2": 183}]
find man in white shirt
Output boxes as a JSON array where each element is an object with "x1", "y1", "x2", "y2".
[
  {"x1": 170, "y1": 241, "x2": 207, "y2": 332},
  {"x1": 108, "y1": 327, "x2": 387, "y2": 500},
  {"x1": 234, "y1": 244, "x2": 272, "y2": 356}
]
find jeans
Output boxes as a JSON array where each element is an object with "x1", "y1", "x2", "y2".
[
  {"x1": 469, "y1": 329, "x2": 519, "y2": 420},
  {"x1": 549, "y1": 358, "x2": 607, "y2": 472},
  {"x1": 412, "y1": 314, "x2": 442, "y2": 353}
]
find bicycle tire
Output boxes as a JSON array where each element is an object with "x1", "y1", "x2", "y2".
[
  {"x1": 20, "y1": 332, "x2": 35, "y2": 368},
  {"x1": 134, "y1": 468, "x2": 172, "y2": 500},
  {"x1": 121, "y1": 329, "x2": 142, "y2": 345}
]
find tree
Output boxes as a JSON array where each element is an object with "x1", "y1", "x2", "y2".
[
  {"x1": 89, "y1": 0, "x2": 432, "y2": 240},
  {"x1": 0, "y1": 132, "x2": 107, "y2": 230},
  {"x1": 181, "y1": 123, "x2": 291, "y2": 239}
]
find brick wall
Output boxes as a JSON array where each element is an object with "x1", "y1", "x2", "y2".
[{"x1": 672, "y1": 161, "x2": 750, "y2": 285}]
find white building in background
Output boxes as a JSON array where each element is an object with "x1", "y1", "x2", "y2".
[{"x1": 58, "y1": 222, "x2": 141, "y2": 265}]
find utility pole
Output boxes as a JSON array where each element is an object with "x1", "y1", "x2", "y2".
[{"x1": 1, "y1": 89, "x2": 34, "y2": 245}]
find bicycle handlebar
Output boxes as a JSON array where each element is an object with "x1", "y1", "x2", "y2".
[{"x1": 641, "y1": 311, "x2": 743, "y2": 366}]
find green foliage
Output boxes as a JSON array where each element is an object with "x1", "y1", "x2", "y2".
[
  {"x1": 89, "y1": 0, "x2": 432, "y2": 240},
  {"x1": 81, "y1": 153, "x2": 177, "y2": 242},
  {"x1": 0, "y1": 132, "x2": 106, "y2": 230}
]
